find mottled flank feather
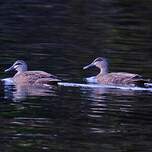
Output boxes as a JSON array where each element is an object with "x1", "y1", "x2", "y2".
[
  {"x1": 97, "y1": 72, "x2": 150, "y2": 87},
  {"x1": 13, "y1": 71, "x2": 60, "y2": 85}
]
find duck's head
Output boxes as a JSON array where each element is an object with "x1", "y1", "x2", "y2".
[
  {"x1": 5, "y1": 60, "x2": 28, "y2": 73},
  {"x1": 83, "y1": 57, "x2": 108, "y2": 74}
]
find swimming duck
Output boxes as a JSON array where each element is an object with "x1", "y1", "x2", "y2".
[
  {"x1": 5, "y1": 60, "x2": 61, "y2": 86},
  {"x1": 83, "y1": 57, "x2": 150, "y2": 87}
]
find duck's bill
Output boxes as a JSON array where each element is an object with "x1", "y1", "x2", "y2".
[
  {"x1": 5, "y1": 66, "x2": 14, "y2": 72},
  {"x1": 83, "y1": 63, "x2": 94, "y2": 70}
]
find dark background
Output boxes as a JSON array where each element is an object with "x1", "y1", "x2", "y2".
[{"x1": 0, "y1": 0, "x2": 152, "y2": 151}]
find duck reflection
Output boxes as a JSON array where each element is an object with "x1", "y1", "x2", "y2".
[
  {"x1": 79, "y1": 82, "x2": 152, "y2": 120},
  {"x1": 78, "y1": 80, "x2": 152, "y2": 134},
  {"x1": 3, "y1": 82, "x2": 58, "y2": 101}
]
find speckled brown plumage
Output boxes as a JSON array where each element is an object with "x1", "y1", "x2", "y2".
[
  {"x1": 96, "y1": 72, "x2": 149, "y2": 87},
  {"x1": 13, "y1": 71, "x2": 60, "y2": 85}
]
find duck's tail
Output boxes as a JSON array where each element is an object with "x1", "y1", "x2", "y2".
[{"x1": 134, "y1": 78, "x2": 152, "y2": 88}]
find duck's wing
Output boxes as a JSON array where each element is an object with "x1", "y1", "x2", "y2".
[
  {"x1": 23, "y1": 71, "x2": 61, "y2": 84},
  {"x1": 99, "y1": 72, "x2": 149, "y2": 86},
  {"x1": 109, "y1": 72, "x2": 141, "y2": 79}
]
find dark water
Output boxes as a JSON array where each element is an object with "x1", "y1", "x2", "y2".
[{"x1": 0, "y1": 0, "x2": 152, "y2": 151}]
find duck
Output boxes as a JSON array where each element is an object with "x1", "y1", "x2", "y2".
[
  {"x1": 5, "y1": 60, "x2": 61, "y2": 86},
  {"x1": 83, "y1": 57, "x2": 151, "y2": 87}
]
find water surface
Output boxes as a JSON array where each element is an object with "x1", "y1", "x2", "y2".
[{"x1": 0, "y1": 0, "x2": 152, "y2": 152}]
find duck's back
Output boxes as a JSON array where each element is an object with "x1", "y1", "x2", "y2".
[
  {"x1": 13, "y1": 71, "x2": 60, "y2": 85},
  {"x1": 97, "y1": 72, "x2": 148, "y2": 87}
]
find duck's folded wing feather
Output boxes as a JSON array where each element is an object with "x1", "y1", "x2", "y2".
[
  {"x1": 22, "y1": 71, "x2": 60, "y2": 84},
  {"x1": 109, "y1": 72, "x2": 141, "y2": 78},
  {"x1": 99, "y1": 72, "x2": 143, "y2": 85}
]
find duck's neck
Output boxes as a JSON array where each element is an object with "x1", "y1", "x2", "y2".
[
  {"x1": 97, "y1": 63, "x2": 109, "y2": 77},
  {"x1": 14, "y1": 71, "x2": 22, "y2": 78},
  {"x1": 15, "y1": 71, "x2": 22, "y2": 75},
  {"x1": 15, "y1": 67, "x2": 27, "y2": 76}
]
